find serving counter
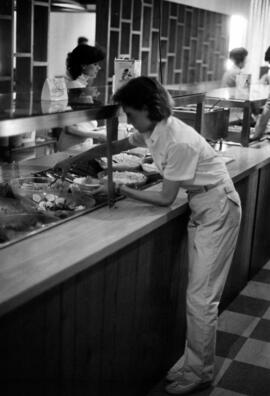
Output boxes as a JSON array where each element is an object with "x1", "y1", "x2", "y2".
[
  {"x1": 1, "y1": 140, "x2": 270, "y2": 396},
  {"x1": 1, "y1": 88, "x2": 270, "y2": 396}
]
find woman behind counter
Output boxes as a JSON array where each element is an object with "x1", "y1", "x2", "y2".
[
  {"x1": 55, "y1": 76, "x2": 242, "y2": 395},
  {"x1": 221, "y1": 47, "x2": 248, "y2": 87},
  {"x1": 57, "y1": 44, "x2": 106, "y2": 152}
]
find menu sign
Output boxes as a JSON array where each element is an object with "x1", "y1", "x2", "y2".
[{"x1": 113, "y1": 58, "x2": 141, "y2": 93}]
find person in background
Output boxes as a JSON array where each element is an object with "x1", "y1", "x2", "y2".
[
  {"x1": 58, "y1": 44, "x2": 106, "y2": 152},
  {"x1": 221, "y1": 47, "x2": 258, "y2": 127},
  {"x1": 221, "y1": 47, "x2": 248, "y2": 87},
  {"x1": 56, "y1": 76, "x2": 242, "y2": 394},
  {"x1": 77, "y1": 36, "x2": 88, "y2": 46}
]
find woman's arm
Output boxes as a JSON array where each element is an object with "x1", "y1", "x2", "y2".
[{"x1": 118, "y1": 178, "x2": 182, "y2": 207}]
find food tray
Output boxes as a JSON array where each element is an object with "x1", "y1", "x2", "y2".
[{"x1": 98, "y1": 170, "x2": 148, "y2": 188}]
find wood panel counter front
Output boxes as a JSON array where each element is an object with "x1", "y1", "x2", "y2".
[{"x1": 1, "y1": 142, "x2": 270, "y2": 317}]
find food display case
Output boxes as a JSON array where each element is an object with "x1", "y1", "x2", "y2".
[
  {"x1": 206, "y1": 85, "x2": 270, "y2": 146},
  {"x1": 0, "y1": 89, "x2": 120, "y2": 248},
  {"x1": 0, "y1": 88, "x2": 206, "y2": 249}
]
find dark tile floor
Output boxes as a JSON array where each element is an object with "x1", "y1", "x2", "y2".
[{"x1": 148, "y1": 260, "x2": 270, "y2": 396}]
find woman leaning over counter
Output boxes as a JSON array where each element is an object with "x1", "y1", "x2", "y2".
[{"x1": 55, "y1": 76, "x2": 242, "y2": 395}]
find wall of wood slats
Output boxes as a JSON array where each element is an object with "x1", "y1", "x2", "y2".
[{"x1": 96, "y1": 0, "x2": 229, "y2": 90}]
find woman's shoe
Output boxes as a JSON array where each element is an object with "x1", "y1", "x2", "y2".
[
  {"x1": 165, "y1": 378, "x2": 211, "y2": 395},
  {"x1": 166, "y1": 355, "x2": 185, "y2": 381}
]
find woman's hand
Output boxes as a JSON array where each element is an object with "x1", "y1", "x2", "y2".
[{"x1": 92, "y1": 181, "x2": 123, "y2": 196}]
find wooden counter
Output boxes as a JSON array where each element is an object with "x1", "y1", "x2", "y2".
[
  {"x1": 1, "y1": 142, "x2": 270, "y2": 396},
  {"x1": 0, "y1": 142, "x2": 269, "y2": 317}
]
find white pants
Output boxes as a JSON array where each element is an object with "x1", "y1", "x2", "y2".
[{"x1": 182, "y1": 179, "x2": 242, "y2": 383}]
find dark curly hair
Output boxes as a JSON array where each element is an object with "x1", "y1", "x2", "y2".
[
  {"x1": 112, "y1": 76, "x2": 174, "y2": 121},
  {"x1": 229, "y1": 47, "x2": 248, "y2": 66},
  {"x1": 66, "y1": 44, "x2": 105, "y2": 80}
]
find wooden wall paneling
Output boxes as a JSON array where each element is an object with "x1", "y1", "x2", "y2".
[
  {"x1": 141, "y1": 51, "x2": 149, "y2": 75},
  {"x1": 108, "y1": 31, "x2": 119, "y2": 77},
  {"x1": 121, "y1": 0, "x2": 132, "y2": 20},
  {"x1": 191, "y1": 8, "x2": 198, "y2": 38},
  {"x1": 182, "y1": 48, "x2": 189, "y2": 83},
  {"x1": 175, "y1": 24, "x2": 184, "y2": 70},
  {"x1": 174, "y1": 71, "x2": 181, "y2": 84},
  {"x1": 99, "y1": 257, "x2": 119, "y2": 395},
  {"x1": 33, "y1": 65, "x2": 47, "y2": 91},
  {"x1": 177, "y1": 3, "x2": 185, "y2": 24},
  {"x1": 97, "y1": 0, "x2": 230, "y2": 87},
  {"x1": 214, "y1": 53, "x2": 220, "y2": 78},
  {"x1": 249, "y1": 163, "x2": 270, "y2": 277},
  {"x1": 220, "y1": 172, "x2": 259, "y2": 311},
  {"x1": 95, "y1": 0, "x2": 110, "y2": 93},
  {"x1": 131, "y1": 33, "x2": 140, "y2": 60},
  {"x1": 142, "y1": 5, "x2": 151, "y2": 48},
  {"x1": 152, "y1": 0, "x2": 159, "y2": 30},
  {"x1": 160, "y1": 38, "x2": 168, "y2": 61},
  {"x1": 184, "y1": 9, "x2": 192, "y2": 47},
  {"x1": 161, "y1": 1, "x2": 169, "y2": 37},
  {"x1": 202, "y1": 43, "x2": 209, "y2": 67},
  {"x1": 169, "y1": 214, "x2": 189, "y2": 367},
  {"x1": 160, "y1": 61, "x2": 167, "y2": 83},
  {"x1": 167, "y1": 56, "x2": 175, "y2": 84},
  {"x1": 73, "y1": 265, "x2": 104, "y2": 392},
  {"x1": 150, "y1": 31, "x2": 159, "y2": 74},
  {"x1": 16, "y1": 0, "x2": 32, "y2": 54},
  {"x1": 16, "y1": 57, "x2": 32, "y2": 92},
  {"x1": 0, "y1": 80, "x2": 12, "y2": 93},
  {"x1": 120, "y1": 22, "x2": 131, "y2": 55},
  {"x1": 109, "y1": 247, "x2": 138, "y2": 390},
  {"x1": 0, "y1": 19, "x2": 12, "y2": 77},
  {"x1": 131, "y1": 232, "x2": 155, "y2": 391},
  {"x1": 188, "y1": 67, "x2": 196, "y2": 84},
  {"x1": 43, "y1": 286, "x2": 61, "y2": 383},
  {"x1": 33, "y1": 4, "x2": 49, "y2": 62},
  {"x1": 190, "y1": 39, "x2": 197, "y2": 66},
  {"x1": 110, "y1": 0, "x2": 121, "y2": 28},
  {"x1": 215, "y1": 24, "x2": 222, "y2": 51},
  {"x1": 60, "y1": 278, "x2": 76, "y2": 381},
  {"x1": 0, "y1": 0, "x2": 13, "y2": 93},
  {"x1": 168, "y1": 18, "x2": 176, "y2": 54},
  {"x1": 202, "y1": 65, "x2": 208, "y2": 81},
  {"x1": 133, "y1": 0, "x2": 142, "y2": 31},
  {"x1": 195, "y1": 61, "x2": 202, "y2": 82},
  {"x1": 196, "y1": 28, "x2": 203, "y2": 62},
  {"x1": 170, "y1": 2, "x2": 177, "y2": 17},
  {"x1": 0, "y1": 1, "x2": 12, "y2": 14}
]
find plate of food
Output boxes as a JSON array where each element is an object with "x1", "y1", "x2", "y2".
[
  {"x1": 140, "y1": 156, "x2": 160, "y2": 175},
  {"x1": 98, "y1": 153, "x2": 142, "y2": 171},
  {"x1": 71, "y1": 176, "x2": 101, "y2": 195},
  {"x1": 98, "y1": 170, "x2": 147, "y2": 188},
  {"x1": 9, "y1": 176, "x2": 95, "y2": 214}
]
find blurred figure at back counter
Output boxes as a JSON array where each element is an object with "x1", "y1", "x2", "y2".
[{"x1": 221, "y1": 47, "x2": 248, "y2": 87}]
